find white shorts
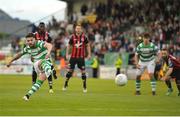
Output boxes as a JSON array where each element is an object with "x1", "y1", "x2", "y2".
[
  {"x1": 33, "y1": 60, "x2": 43, "y2": 74},
  {"x1": 136, "y1": 59, "x2": 156, "y2": 76}
]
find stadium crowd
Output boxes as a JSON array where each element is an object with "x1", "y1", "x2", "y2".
[{"x1": 11, "y1": 0, "x2": 180, "y2": 65}]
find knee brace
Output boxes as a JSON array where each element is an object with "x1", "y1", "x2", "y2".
[{"x1": 82, "y1": 73, "x2": 87, "y2": 80}]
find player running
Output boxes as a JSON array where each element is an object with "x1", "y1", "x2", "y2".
[
  {"x1": 7, "y1": 33, "x2": 53, "y2": 101},
  {"x1": 135, "y1": 33, "x2": 159, "y2": 95}
]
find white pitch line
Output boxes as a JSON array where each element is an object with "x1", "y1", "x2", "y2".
[{"x1": 2, "y1": 108, "x2": 180, "y2": 112}]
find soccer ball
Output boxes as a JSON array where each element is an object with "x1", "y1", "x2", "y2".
[{"x1": 115, "y1": 74, "x2": 128, "y2": 86}]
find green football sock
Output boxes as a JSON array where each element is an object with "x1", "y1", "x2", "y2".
[
  {"x1": 136, "y1": 79, "x2": 141, "y2": 91},
  {"x1": 150, "y1": 78, "x2": 156, "y2": 92},
  {"x1": 27, "y1": 80, "x2": 43, "y2": 96}
]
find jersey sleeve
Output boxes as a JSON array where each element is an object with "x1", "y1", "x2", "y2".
[
  {"x1": 69, "y1": 35, "x2": 73, "y2": 45},
  {"x1": 37, "y1": 41, "x2": 45, "y2": 49},
  {"x1": 135, "y1": 45, "x2": 140, "y2": 55},
  {"x1": 20, "y1": 46, "x2": 28, "y2": 55}
]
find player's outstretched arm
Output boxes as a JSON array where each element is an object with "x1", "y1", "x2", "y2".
[
  {"x1": 162, "y1": 67, "x2": 173, "y2": 80},
  {"x1": 7, "y1": 52, "x2": 23, "y2": 67}
]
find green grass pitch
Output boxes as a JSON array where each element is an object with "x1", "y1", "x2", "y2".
[{"x1": 0, "y1": 74, "x2": 180, "y2": 116}]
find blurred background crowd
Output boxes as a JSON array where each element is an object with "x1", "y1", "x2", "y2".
[{"x1": 7, "y1": 0, "x2": 180, "y2": 67}]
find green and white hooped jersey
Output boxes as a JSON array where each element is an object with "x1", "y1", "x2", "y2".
[
  {"x1": 21, "y1": 40, "x2": 49, "y2": 63},
  {"x1": 136, "y1": 42, "x2": 158, "y2": 62}
]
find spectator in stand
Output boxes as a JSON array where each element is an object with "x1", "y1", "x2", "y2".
[
  {"x1": 115, "y1": 54, "x2": 122, "y2": 75},
  {"x1": 51, "y1": 0, "x2": 180, "y2": 66},
  {"x1": 91, "y1": 53, "x2": 99, "y2": 78},
  {"x1": 81, "y1": 4, "x2": 88, "y2": 16}
]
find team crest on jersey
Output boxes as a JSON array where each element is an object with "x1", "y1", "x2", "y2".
[{"x1": 75, "y1": 41, "x2": 82, "y2": 48}]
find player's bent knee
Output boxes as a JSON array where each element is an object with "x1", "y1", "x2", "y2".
[{"x1": 39, "y1": 73, "x2": 46, "y2": 81}]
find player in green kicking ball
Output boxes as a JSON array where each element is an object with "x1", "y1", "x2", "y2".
[{"x1": 7, "y1": 33, "x2": 53, "y2": 101}]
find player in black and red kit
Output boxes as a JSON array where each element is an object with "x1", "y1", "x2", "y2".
[
  {"x1": 161, "y1": 48, "x2": 180, "y2": 96},
  {"x1": 32, "y1": 22, "x2": 57, "y2": 93},
  {"x1": 62, "y1": 23, "x2": 91, "y2": 93}
]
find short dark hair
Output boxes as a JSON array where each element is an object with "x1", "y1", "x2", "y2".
[
  {"x1": 26, "y1": 33, "x2": 35, "y2": 38},
  {"x1": 143, "y1": 33, "x2": 150, "y2": 39},
  {"x1": 39, "y1": 22, "x2": 45, "y2": 26}
]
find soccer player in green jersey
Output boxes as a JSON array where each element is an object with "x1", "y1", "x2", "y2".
[
  {"x1": 33, "y1": 22, "x2": 57, "y2": 94},
  {"x1": 7, "y1": 33, "x2": 53, "y2": 101},
  {"x1": 135, "y1": 33, "x2": 159, "y2": 95}
]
